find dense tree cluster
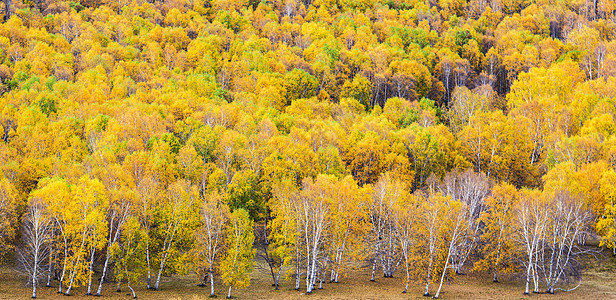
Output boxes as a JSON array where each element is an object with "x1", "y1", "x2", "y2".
[{"x1": 1, "y1": 0, "x2": 616, "y2": 298}]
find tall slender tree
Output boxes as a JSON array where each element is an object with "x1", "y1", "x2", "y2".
[
  {"x1": 193, "y1": 190, "x2": 230, "y2": 297},
  {"x1": 221, "y1": 208, "x2": 255, "y2": 298},
  {"x1": 19, "y1": 199, "x2": 52, "y2": 299}
]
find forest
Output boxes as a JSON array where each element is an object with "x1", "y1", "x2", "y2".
[{"x1": 0, "y1": 0, "x2": 616, "y2": 298}]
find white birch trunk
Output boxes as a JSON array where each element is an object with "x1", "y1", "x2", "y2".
[
  {"x1": 96, "y1": 255, "x2": 110, "y2": 295},
  {"x1": 58, "y1": 238, "x2": 68, "y2": 294},
  {"x1": 295, "y1": 256, "x2": 301, "y2": 290},
  {"x1": 210, "y1": 269, "x2": 215, "y2": 296},
  {"x1": 146, "y1": 244, "x2": 151, "y2": 289},
  {"x1": 128, "y1": 284, "x2": 136, "y2": 299},
  {"x1": 434, "y1": 243, "x2": 453, "y2": 298},
  {"x1": 524, "y1": 260, "x2": 532, "y2": 294},
  {"x1": 274, "y1": 261, "x2": 283, "y2": 289},
  {"x1": 86, "y1": 247, "x2": 95, "y2": 295},
  {"x1": 46, "y1": 250, "x2": 53, "y2": 287},
  {"x1": 154, "y1": 251, "x2": 168, "y2": 290}
]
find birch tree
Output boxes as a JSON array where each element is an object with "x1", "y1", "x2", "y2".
[
  {"x1": 327, "y1": 175, "x2": 367, "y2": 283},
  {"x1": 417, "y1": 191, "x2": 449, "y2": 297},
  {"x1": 18, "y1": 199, "x2": 52, "y2": 299},
  {"x1": 514, "y1": 189, "x2": 549, "y2": 294},
  {"x1": 439, "y1": 169, "x2": 490, "y2": 274},
  {"x1": 268, "y1": 179, "x2": 301, "y2": 290},
  {"x1": 136, "y1": 175, "x2": 159, "y2": 289},
  {"x1": 541, "y1": 191, "x2": 591, "y2": 294},
  {"x1": 111, "y1": 216, "x2": 146, "y2": 299},
  {"x1": 152, "y1": 179, "x2": 199, "y2": 290},
  {"x1": 299, "y1": 175, "x2": 333, "y2": 293},
  {"x1": 64, "y1": 176, "x2": 109, "y2": 296},
  {"x1": 32, "y1": 178, "x2": 73, "y2": 294},
  {"x1": 193, "y1": 190, "x2": 230, "y2": 297},
  {"x1": 392, "y1": 192, "x2": 416, "y2": 293},
  {"x1": 434, "y1": 197, "x2": 468, "y2": 299},
  {"x1": 367, "y1": 173, "x2": 404, "y2": 281},
  {"x1": 447, "y1": 86, "x2": 490, "y2": 133},
  {"x1": 96, "y1": 188, "x2": 134, "y2": 296},
  {"x1": 474, "y1": 183, "x2": 519, "y2": 283},
  {"x1": 221, "y1": 208, "x2": 255, "y2": 298}
]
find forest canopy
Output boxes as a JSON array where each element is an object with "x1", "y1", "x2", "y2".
[{"x1": 1, "y1": 0, "x2": 616, "y2": 298}]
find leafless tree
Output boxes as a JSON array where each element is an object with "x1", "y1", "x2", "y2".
[
  {"x1": 19, "y1": 200, "x2": 52, "y2": 299},
  {"x1": 299, "y1": 178, "x2": 330, "y2": 293},
  {"x1": 539, "y1": 191, "x2": 592, "y2": 294},
  {"x1": 514, "y1": 190, "x2": 549, "y2": 294},
  {"x1": 367, "y1": 174, "x2": 402, "y2": 281},
  {"x1": 439, "y1": 169, "x2": 490, "y2": 274}
]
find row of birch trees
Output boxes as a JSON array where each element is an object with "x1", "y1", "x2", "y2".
[
  {"x1": 267, "y1": 169, "x2": 594, "y2": 298},
  {"x1": 14, "y1": 168, "x2": 596, "y2": 299},
  {"x1": 17, "y1": 176, "x2": 255, "y2": 299}
]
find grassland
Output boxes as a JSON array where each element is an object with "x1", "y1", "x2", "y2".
[{"x1": 2, "y1": 253, "x2": 616, "y2": 300}]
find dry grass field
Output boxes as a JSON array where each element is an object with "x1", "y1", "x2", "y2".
[{"x1": 1, "y1": 255, "x2": 615, "y2": 300}]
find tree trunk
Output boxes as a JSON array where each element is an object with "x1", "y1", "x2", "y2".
[
  {"x1": 524, "y1": 263, "x2": 531, "y2": 294},
  {"x1": 3, "y1": 0, "x2": 11, "y2": 22},
  {"x1": 227, "y1": 285, "x2": 232, "y2": 298},
  {"x1": 294, "y1": 258, "x2": 301, "y2": 290},
  {"x1": 424, "y1": 252, "x2": 433, "y2": 296},
  {"x1": 209, "y1": 269, "x2": 215, "y2": 296},
  {"x1": 86, "y1": 247, "x2": 96, "y2": 295},
  {"x1": 532, "y1": 261, "x2": 539, "y2": 293},
  {"x1": 154, "y1": 250, "x2": 170, "y2": 290},
  {"x1": 65, "y1": 261, "x2": 80, "y2": 296},
  {"x1": 154, "y1": 266, "x2": 163, "y2": 290},
  {"x1": 146, "y1": 244, "x2": 151, "y2": 289},
  {"x1": 128, "y1": 284, "x2": 136, "y2": 299},
  {"x1": 65, "y1": 278, "x2": 74, "y2": 295},
  {"x1": 263, "y1": 218, "x2": 269, "y2": 245},
  {"x1": 403, "y1": 260, "x2": 409, "y2": 293},
  {"x1": 58, "y1": 253, "x2": 67, "y2": 293},
  {"x1": 493, "y1": 240, "x2": 502, "y2": 283},
  {"x1": 306, "y1": 257, "x2": 312, "y2": 293},
  {"x1": 333, "y1": 250, "x2": 342, "y2": 283},
  {"x1": 65, "y1": 252, "x2": 84, "y2": 295},
  {"x1": 96, "y1": 255, "x2": 111, "y2": 296},
  {"x1": 370, "y1": 243, "x2": 379, "y2": 281},
  {"x1": 334, "y1": 268, "x2": 339, "y2": 283},
  {"x1": 65, "y1": 258, "x2": 80, "y2": 295},
  {"x1": 46, "y1": 251, "x2": 53, "y2": 287},
  {"x1": 32, "y1": 251, "x2": 39, "y2": 298},
  {"x1": 305, "y1": 240, "x2": 311, "y2": 293},
  {"x1": 307, "y1": 244, "x2": 319, "y2": 293},
  {"x1": 434, "y1": 244, "x2": 453, "y2": 299},
  {"x1": 274, "y1": 261, "x2": 283, "y2": 290}
]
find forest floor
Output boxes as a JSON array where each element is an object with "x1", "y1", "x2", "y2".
[{"x1": 2, "y1": 253, "x2": 616, "y2": 300}]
